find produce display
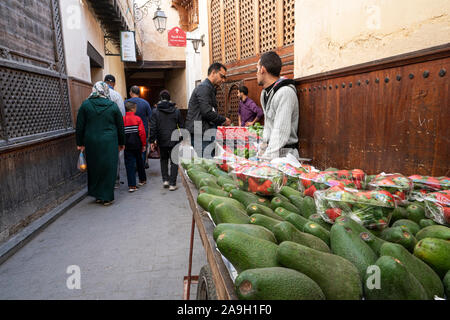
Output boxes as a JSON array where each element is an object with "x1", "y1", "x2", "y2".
[
  {"x1": 368, "y1": 173, "x2": 413, "y2": 204},
  {"x1": 182, "y1": 157, "x2": 449, "y2": 300},
  {"x1": 315, "y1": 186, "x2": 396, "y2": 231},
  {"x1": 421, "y1": 190, "x2": 450, "y2": 226},
  {"x1": 409, "y1": 175, "x2": 450, "y2": 196},
  {"x1": 299, "y1": 169, "x2": 366, "y2": 197},
  {"x1": 231, "y1": 162, "x2": 287, "y2": 196},
  {"x1": 270, "y1": 162, "x2": 307, "y2": 190}
]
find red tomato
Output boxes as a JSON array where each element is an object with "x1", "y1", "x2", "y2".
[
  {"x1": 351, "y1": 169, "x2": 365, "y2": 181},
  {"x1": 325, "y1": 208, "x2": 342, "y2": 222},
  {"x1": 304, "y1": 185, "x2": 317, "y2": 198}
]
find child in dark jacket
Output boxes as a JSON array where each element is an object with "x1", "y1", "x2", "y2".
[{"x1": 123, "y1": 101, "x2": 147, "y2": 192}]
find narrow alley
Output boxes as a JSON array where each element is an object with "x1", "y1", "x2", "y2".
[{"x1": 0, "y1": 159, "x2": 206, "y2": 300}]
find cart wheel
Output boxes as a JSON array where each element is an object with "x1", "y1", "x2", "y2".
[{"x1": 196, "y1": 264, "x2": 217, "y2": 300}]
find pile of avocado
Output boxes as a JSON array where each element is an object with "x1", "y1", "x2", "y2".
[{"x1": 186, "y1": 159, "x2": 450, "y2": 300}]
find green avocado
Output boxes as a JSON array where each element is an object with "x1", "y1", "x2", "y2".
[
  {"x1": 246, "y1": 203, "x2": 284, "y2": 221},
  {"x1": 330, "y1": 223, "x2": 378, "y2": 279},
  {"x1": 271, "y1": 197, "x2": 301, "y2": 214},
  {"x1": 392, "y1": 219, "x2": 421, "y2": 235},
  {"x1": 276, "y1": 241, "x2": 362, "y2": 300},
  {"x1": 415, "y1": 225, "x2": 450, "y2": 241},
  {"x1": 380, "y1": 242, "x2": 444, "y2": 299},
  {"x1": 363, "y1": 256, "x2": 428, "y2": 300},
  {"x1": 406, "y1": 203, "x2": 426, "y2": 224},
  {"x1": 213, "y1": 223, "x2": 277, "y2": 244},
  {"x1": 273, "y1": 221, "x2": 330, "y2": 253},
  {"x1": 414, "y1": 238, "x2": 450, "y2": 278},
  {"x1": 216, "y1": 229, "x2": 280, "y2": 273},
  {"x1": 235, "y1": 267, "x2": 325, "y2": 300},
  {"x1": 419, "y1": 219, "x2": 437, "y2": 229},
  {"x1": 380, "y1": 227, "x2": 417, "y2": 253}
]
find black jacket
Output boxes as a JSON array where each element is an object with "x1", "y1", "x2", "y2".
[
  {"x1": 185, "y1": 78, "x2": 226, "y2": 134},
  {"x1": 149, "y1": 100, "x2": 184, "y2": 147}
]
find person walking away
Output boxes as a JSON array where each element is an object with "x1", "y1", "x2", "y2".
[
  {"x1": 126, "y1": 85, "x2": 152, "y2": 168},
  {"x1": 256, "y1": 51, "x2": 299, "y2": 160},
  {"x1": 237, "y1": 85, "x2": 263, "y2": 127},
  {"x1": 104, "y1": 74, "x2": 126, "y2": 188},
  {"x1": 104, "y1": 74, "x2": 125, "y2": 116},
  {"x1": 149, "y1": 90, "x2": 184, "y2": 191},
  {"x1": 185, "y1": 62, "x2": 231, "y2": 158},
  {"x1": 123, "y1": 101, "x2": 147, "y2": 192},
  {"x1": 76, "y1": 81, "x2": 125, "y2": 206}
]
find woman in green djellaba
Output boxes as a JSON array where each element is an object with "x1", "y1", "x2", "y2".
[{"x1": 76, "y1": 81, "x2": 125, "y2": 206}]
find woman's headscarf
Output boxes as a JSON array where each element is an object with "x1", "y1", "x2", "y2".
[{"x1": 89, "y1": 81, "x2": 110, "y2": 99}]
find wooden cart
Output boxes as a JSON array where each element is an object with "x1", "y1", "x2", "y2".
[{"x1": 180, "y1": 168, "x2": 238, "y2": 300}]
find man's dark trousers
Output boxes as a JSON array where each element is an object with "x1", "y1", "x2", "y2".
[{"x1": 160, "y1": 146, "x2": 178, "y2": 186}]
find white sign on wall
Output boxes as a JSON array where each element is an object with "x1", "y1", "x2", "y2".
[{"x1": 120, "y1": 31, "x2": 137, "y2": 62}]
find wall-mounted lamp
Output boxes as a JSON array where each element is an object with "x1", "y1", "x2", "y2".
[
  {"x1": 134, "y1": 0, "x2": 167, "y2": 33},
  {"x1": 186, "y1": 35, "x2": 205, "y2": 53}
]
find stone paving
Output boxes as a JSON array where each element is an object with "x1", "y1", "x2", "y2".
[{"x1": 0, "y1": 159, "x2": 207, "y2": 300}]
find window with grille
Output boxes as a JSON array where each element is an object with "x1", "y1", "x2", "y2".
[
  {"x1": 228, "y1": 85, "x2": 240, "y2": 125},
  {"x1": 283, "y1": 0, "x2": 295, "y2": 46},
  {"x1": 259, "y1": 0, "x2": 277, "y2": 53},
  {"x1": 240, "y1": 0, "x2": 255, "y2": 59},
  {"x1": 209, "y1": 0, "x2": 294, "y2": 62},
  {"x1": 224, "y1": 0, "x2": 237, "y2": 63},
  {"x1": 210, "y1": 0, "x2": 222, "y2": 63}
]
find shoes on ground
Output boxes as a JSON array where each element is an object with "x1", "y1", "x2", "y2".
[
  {"x1": 128, "y1": 186, "x2": 138, "y2": 192},
  {"x1": 163, "y1": 181, "x2": 169, "y2": 188},
  {"x1": 138, "y1": 181, "x2": 146, "y2": 186},
  {"x1": 169, "y1": 185, "x2": 178, "y2": 191},
  {"x1": 95, "y1": 199, "x2": 102, "y2": 203},
  {"x1": 103, "y1": 200, "x2": 115, "y2": 206}
]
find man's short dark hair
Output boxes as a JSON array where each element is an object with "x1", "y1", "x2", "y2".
[
  {"x1": 160, "y1": 89, "x2": 170, "y2": 101},
  {"x1": 208, "y1": 62, "x2": 227, "y2": 75},
  {"x1": 104, "y1": 74, "x2": 116, "y2": 83},
  {"x1": 125, "y1": 101, "x2": 137, "y2": 112},
  {"x1": 260, "y1": 51, "x2": 282, "y2": 77},
  {"x1": 238, "y1": 86, "x2": 248, "y2": 95},
  {"x1": 130, "y1": 85, "x2": 140, "y2": 95}
]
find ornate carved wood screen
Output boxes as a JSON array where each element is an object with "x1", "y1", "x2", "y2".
[
  {"x1": 0, "y1": 0, "x2": 72, "y2": 147},
  {"x1": 208, "y1": 0, "x2": 295, "y2": 121},
  {"x1": 210, "y1": 0, "x2": 222, "y2": 63}
]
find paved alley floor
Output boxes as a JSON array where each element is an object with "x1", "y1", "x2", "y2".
[{"x1": 0, "y1": 158, "x2": 207, "y2": 300}]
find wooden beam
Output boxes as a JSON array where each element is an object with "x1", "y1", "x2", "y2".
[
  {"x1": 275, "y1": 0, "x2": 284, "y2": 48},
  {"x1": 235, "y1": 0, "x2": 241, "y2": 61},
  {"x1": 220, "y1": 0, "x2": 225, "y2": 63},
  {"x1": 125, "y1": 60, "x2": 186, "y2": 69}
]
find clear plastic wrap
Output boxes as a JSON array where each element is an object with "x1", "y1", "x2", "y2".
[
  {"x1": 231, "y1": 162, "x2": 287, "y2": 196},
  {"x1": 421, "y1": 190, "x2": 450, "y2": 226},
  {"x1": 408, "y1": 175, "x2": 450, "y2": 200},
  {"x1": 368, "y1": 173, "x2": 413, "y2": 204},
  {"x1": 77, "y1": 151, "x2": 87, "y2": 172},
  {"x1": 299, "y1": 170, "x2": 365, "y2": 197},
  {"x1": 269, "y1": 162, "x2": 307, "y2": 190},
  {"x1": 315, "y1": 186, "x2": 396, "y2": 230}
]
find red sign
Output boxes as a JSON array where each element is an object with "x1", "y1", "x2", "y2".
[{"x1": 168, "y1": 27, "x2": 186, "y2": 47}]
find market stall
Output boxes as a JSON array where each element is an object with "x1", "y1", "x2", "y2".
[{"x1": 181, "y1": 125, "x2": 449, "y2": 300}]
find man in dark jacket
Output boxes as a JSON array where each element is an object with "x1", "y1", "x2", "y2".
[
  {"x1": 185, "y1": 62, "x2": 231, "y2": 158},
  {"x1": 149, "y1": 90, "x2": 184, "y2": 190}
]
